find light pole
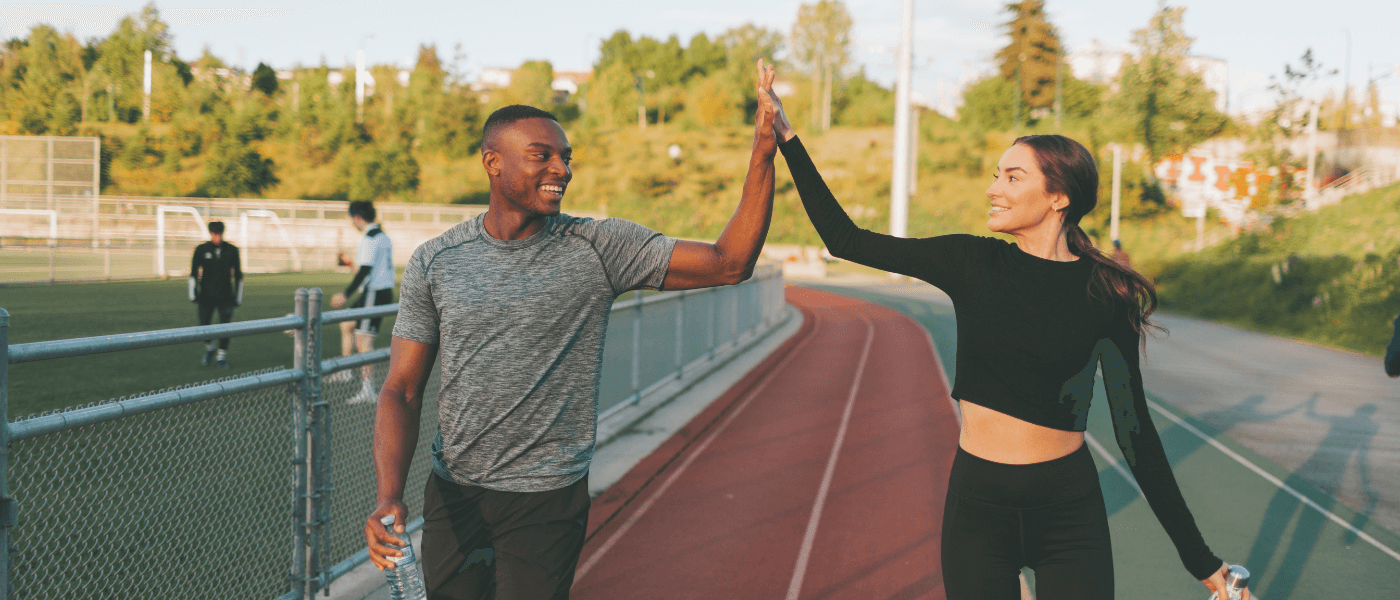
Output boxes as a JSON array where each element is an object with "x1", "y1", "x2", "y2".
[
  {"x1": 356, "y1": 34, "x2": 375, "y2": 124},
  {"x1": 889, "y1": 0, "x2": 914, "y2": 244},
  {"x1": 1341, "y1": 28, "x2": 1351, "y2": 131}
]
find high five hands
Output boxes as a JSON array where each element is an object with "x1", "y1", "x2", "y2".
[{"x1": 755, "y1": 59, "x2": 796, "y2": 143}]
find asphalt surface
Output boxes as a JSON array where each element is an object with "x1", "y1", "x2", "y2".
[
  {"x1": 807, "y1": 276, "x2": 1400, "y2": 599},
  {"x1": 814, "y1": 277, "x2": 1400, "y2": 539}
]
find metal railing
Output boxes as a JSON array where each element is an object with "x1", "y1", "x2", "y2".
[{"x1": 0, "y1": 264, "x2": 786, "y2": 599}]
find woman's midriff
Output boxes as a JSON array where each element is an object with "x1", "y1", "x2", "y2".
[{"x1": 957, "y1": 400, "x2": 1085, "y2": 464}]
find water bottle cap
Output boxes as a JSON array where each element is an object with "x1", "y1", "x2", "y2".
[
  {"x1": 380, "y1": 515, "x2": 396, "y2": 527},
  {"x1": 1225, "y1": 565, "x2": 1250, "y2": 590}
]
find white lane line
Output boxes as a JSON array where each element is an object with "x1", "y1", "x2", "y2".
[
  {"x1": 574, "y1": 311, "x2": 824, "y2": 583},
  {"x1": 784, "y1": 313, "x2": 876, "y2": 600},
  {"x1": 1084, "y1": 432, "x2": 1142, "y2": 496},
  {"x1": 1144, "y1": 399, "x2": 1400, "y2": 563}
]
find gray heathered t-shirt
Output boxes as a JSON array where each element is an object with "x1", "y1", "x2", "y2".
[{"x1": 392, "y1": 212, "x2": 676, "y2": 492}]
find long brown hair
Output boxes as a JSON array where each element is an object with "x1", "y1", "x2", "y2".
[{"x1": 1013, "y1": 134, "x2": 1162, "y2": 338}]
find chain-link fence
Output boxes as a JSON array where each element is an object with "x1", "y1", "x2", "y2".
[{"x1": 0, "y1": 265, "x2": 786, "y2": 600}]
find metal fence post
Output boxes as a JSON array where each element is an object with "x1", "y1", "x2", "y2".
[
  {"x1": 306, "y1": 288, "x2": 328, "y2": 594},
  {"x1": 707, "y1": 288, "x2": 717, "y2": 359},
  {"x1": 289, "y1": 289, "x2": 310, "y2": 599},
  {"x1": 630, "y1": 290, "x2": 642, "y2": 401},
  {"x1": 1, "y1": 308, "x2": 11, "y2": 600},
  {"x1": 674, "y1": 291, "x2": 685, "y2": 376}
]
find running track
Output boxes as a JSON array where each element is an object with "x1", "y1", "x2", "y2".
[{"x1": 573, "y1": 286, "x2": 961, "y2": 600}]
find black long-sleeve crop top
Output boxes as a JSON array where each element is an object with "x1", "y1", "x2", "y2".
[{"x1": 779, "y1": 136, "x2": 1222, "y2": 581}]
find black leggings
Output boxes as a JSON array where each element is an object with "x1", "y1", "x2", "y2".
[{"x1": 941, "y1": 442, "x2": 1114, "y2": 599}]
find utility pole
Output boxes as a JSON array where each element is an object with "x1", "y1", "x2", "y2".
[
  {"x1": 356, "y1": 49, "x2": 366, "y2": 124},
  {"x1": 1054, "y1": 49, "x2": 1063, "y2": 131},
  {"x1": 1304, "y1": 101, "x2": 1319, "y2": 202},
  {"x1": 142, "y1": 50, "x2": 152, "y2": 124},
  {"x1": 1342, "y1": 28, "x2": 1351, "y2": 131},
  {"x1": 1110, "y1": 144, "x2": 1121, "y2": 243},
  {"x1": 889, "y1": 0, "x2": 914, "y2": 242}
]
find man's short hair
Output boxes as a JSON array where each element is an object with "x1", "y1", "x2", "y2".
[
  {"x1": 482, "y1": 105, "x2": 559, "y2": 149},
  {"x1": 208, "y1": 221, "x2": 225, "y2": 234},
  {"x1": 349, "y1": 200, "x2": 376, "y2": 222}
]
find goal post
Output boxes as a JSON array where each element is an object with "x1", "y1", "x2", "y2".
[
  {"x1": 239, "y1": 209, "x2": 303, "y2": 272},
  {"x1": 155, "y1": 206, "x2": 207, "y2": 277},
  {"x1": 0, "y1": 209, "x2": 58, "y2": 244}
]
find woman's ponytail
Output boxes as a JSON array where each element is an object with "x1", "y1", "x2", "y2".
[
  {"x1": 1065, "y1": 223, "x2": 1161, "y2": 338},
  {"x1": 1014, "y1": 134, "x2": 1163, "y2": 339}
]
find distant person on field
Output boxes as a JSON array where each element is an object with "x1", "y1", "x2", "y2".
[
  {"x1": 330, "y1": 200, "x2": 395, "y2": 403},
  {"x1": 1385, "y1": 314, "x2": 1399, "y2": 378},
  {"x1": 364, "y1": 61, "x2": 781, "y2": 599},
  {"x1": 1111, "y1": 238, "x2": 1131, "y2": 268},
  {"x1": 190, "y1": 220, "x2": 242, "y2": 369}
]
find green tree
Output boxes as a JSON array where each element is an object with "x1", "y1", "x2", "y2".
[
  {"x1": 583, "y1": 61, "x2": 637, "y2": 130},
  {"x1": 960, "y1": 76, "x2": 1017, "y2": 130},
  {"x1": 791, "y1": 0, "x2": 853, "y2": 132},
  {"x1": 1108, "y1": 2, "x2": 1227, "y2": 164},
  {"x1": 506, "y1": 60, "x2": 556, "y2": 109},
  {"x1": 9, "y1": 26, "x2": 86, "y2": 134},
  {"x1": 94, "y1": 2, "x2": 173, "y2": 123},
  {"x1": 682, "y1": 33, "x2": 727, "y2": 81},
  {"x1": 345, "y1": 141, "x2": 420, "y2": 201},
  {"x1": 832, "y1": 68, "x2": 893, "y2": 126},
  {"x1": 995, "y1": 0, "x2": 1064, "y2": 119},
  {"x1": 199, "y1": 140, "x2": 278, "y2": 197},
  {"x1": 716, "y1": 23, "x2": 784, "y2": 124},
  {"x1": 251, "y1": 62, "x2": 278, "y2": 96}
]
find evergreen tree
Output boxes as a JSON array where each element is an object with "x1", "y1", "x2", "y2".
[
  {"x1": 994, "y1": 0, "x2": 1063, "y2": 116},
  {"x1": 251, "y1": 62, "x2": 278, "y2": 96}
]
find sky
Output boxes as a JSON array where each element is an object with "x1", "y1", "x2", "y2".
[{"x1": 3, "y1": 0, "x2": 1399, "y2": 117}]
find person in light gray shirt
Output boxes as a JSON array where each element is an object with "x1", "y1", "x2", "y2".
[{"x1": 365, "y1": 61, "x2": 783, "y2": 599}]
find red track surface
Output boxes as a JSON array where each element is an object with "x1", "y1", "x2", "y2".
[{"x1": 574, "y1": 287, "x2": 962, "y2": 600}]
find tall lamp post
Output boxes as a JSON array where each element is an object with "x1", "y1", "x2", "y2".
[{"x1": 889, "y1": 0, "x2": 914, "y2": 245}]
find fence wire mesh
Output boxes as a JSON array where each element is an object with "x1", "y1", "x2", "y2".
[
  {"x1": 7, "y1": 368, "x2": 295, "y2": 600},
  {"x1": 1, "y1": 269, "x2": 784, "y2": 599},
  {"x1": 318, "y1": 361, "x2": 442, "y2": 571}
]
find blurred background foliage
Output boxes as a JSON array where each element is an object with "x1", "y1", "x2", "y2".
[{"x1": 4, "y1": 1, "x2": 1399, "y2": 356}]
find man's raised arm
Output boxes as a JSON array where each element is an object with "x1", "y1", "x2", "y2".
[{"x1": 661, "y1": 60, "x2": 780, "y2": 291}]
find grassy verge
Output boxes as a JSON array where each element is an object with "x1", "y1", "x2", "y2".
[{"x1": 1154, "y1": 182, "x2": 1400, "y2": 357}]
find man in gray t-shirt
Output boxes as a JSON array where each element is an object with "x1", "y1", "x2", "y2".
[{"x1": 366, "y1": 61, "x2": 784, "y2": 598}]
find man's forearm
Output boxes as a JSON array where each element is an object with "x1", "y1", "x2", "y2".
[
  {"x1": 712, "y1": 141, "x2": 777, "y2": 279},
  {"x1": 372, "y1": 388, "x2": 422, "y2": 503}
]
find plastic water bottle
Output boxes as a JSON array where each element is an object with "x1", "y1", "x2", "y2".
[
  {"x1": 380, "y1": 515, "x2": 428, "y2": 600},
  {"x1": 1207, "y1": 564, "x2": 1250, "y2": 600}
]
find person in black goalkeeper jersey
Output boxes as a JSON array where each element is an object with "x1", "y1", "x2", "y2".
[
  {"x1": 757, "y1": 80, "x2": 1248, "y2": 599},
  {"x1": 190, "y1": 221, "x2": 243, "y2": 368}
]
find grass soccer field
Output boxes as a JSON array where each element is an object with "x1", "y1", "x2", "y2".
[{"x1": 1, "y1": 271, "x2": 395, "y2": 419}]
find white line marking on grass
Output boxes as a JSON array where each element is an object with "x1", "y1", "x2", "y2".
[
  {"x1": 573, "y1": 311, "x2": 824, "y2": 584},
  {"x1": 1145, "y1": 399, "x2": 1400, "y2": 563},
  {"x1": 785, "y1": 313, "x2": 875, "y2": 600}
]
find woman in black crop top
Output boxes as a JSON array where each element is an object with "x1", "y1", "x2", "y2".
[{"x1": 755, "y1": 76, "x2": 1247, "y2": 599}]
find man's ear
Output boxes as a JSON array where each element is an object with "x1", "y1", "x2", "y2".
[{"x1": 482, "y1": 148, "x2": 502, "y2": 178}]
